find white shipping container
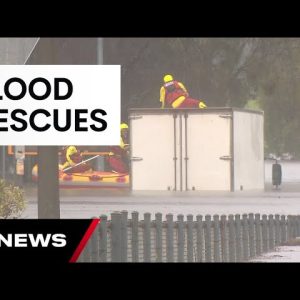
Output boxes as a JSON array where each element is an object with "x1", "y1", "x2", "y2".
[{"x1": 129, "y1": 108, "x2": 264, "y2": 191}]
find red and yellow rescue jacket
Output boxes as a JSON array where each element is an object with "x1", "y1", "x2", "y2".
[
  {"x1": 61, "y1": 146, "x2": 82, "y2": 169},
  {"x1": 160, "y1": 80, "x2": 188, "y2": 108}
]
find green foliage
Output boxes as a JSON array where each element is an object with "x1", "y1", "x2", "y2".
[
  {"x1": 0, "y1": 179, "x2": 26, "y2": 219},
  {"x1": 244, "y1": 99, "x2": 262, "y2": 110}
]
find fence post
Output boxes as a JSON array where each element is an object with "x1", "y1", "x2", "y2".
[
  {"x1": 77, "y1": 253, "x2": 83, "y2": 263},
  {"x1": 281, "y1": 215, "x2": 287, "y2": 244},
  {"x1": 242, "y1": 214, "x2": 249, "y2": 261},
  {"x1": 292, "y1": 216, "x2": 296, "y2": 239},
  {"x1": 295, "y1": 216, "x2": 299, "y2": 237},
  {"x1": 111, "y1": 212, "x2": 122, "y2": 262},
  {"x1": 81, "y1": 242, "x2": 90, "y2": 263},
  {"x1": 177, "y1": 215, "x2": 185, "y2": 262},
  {"x1": 235, "y1": 214, "x2": 242, "y2": 262},
  {"x1": 262, "y1": 214, "x2": 268, "y2": 252},
  {"x1": 228, "y1": 214, "x2": 235, "y2": 262},
  {"x1": 275, "y1": 214, "x2": 280, "y2": 247},
  {"x1": 131, "y1": 211, "x2": 139, "y2": 262},
  {"x1": 204, "y1": 215, "x2": 212, "y2": 262},
  {"x1": 121, "y1": 211, "x2": 128, "y2": 262},
  {"x1": 292, "y1": 216, "x2": 297, "y2": 239},
  {"x1": 213, "y1": 215, "x2": 221, "y2": 262},
  {"x1": 90, "y1": 217, "x2": 100, "y2": 262},
  {"x1": 155, "y1": 213, "x2": 163, "y2": 262},
  {"x1": 248, "y1": 213, "x2": 255, "y2": 258},
  {"x1": 196, "y1": 215, "x2": 203, "y2": 262},
  {"x1": 297, "y1": 216, "x2": 300, "y2": 237},
  {"x1": 268, "y1": 214, "x2": 275, "y2": 250},
  {"x1": 166, "y1": 214, "x2": 174, "y2": 262},
  {"x1": 293, "y1": 216, "x2": 297, "y2": 239},
  {"x1": 220, "y1": 215, "x2": 227, "y2": 262},
  {"x1": 99, "y1": 214, "x2": 107, "y2": 262},
  {"x1": 292, "y1": 215, "x2": 296, "y2": 239},
  {"x1": 255, "y1": 214, "x2": 261, "y2": 256},
  {"x1": 293, "y1": 216, "x2": 298, "y2": 238},
  {"x1": 143, "y1": 212, "x2": 151, "y2": 262},
  {"x1": 187, "y1": 215, "x2": 194, "y2": 262},
  {"x1": 287, "y1": 215, "x2": 292, "y2": 241}
]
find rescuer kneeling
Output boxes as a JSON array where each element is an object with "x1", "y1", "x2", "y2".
[
  {"x1": 106, "y1": 123, "x2": 130, "y2": 173},
  {"x1": 60, "y1": 146, "x2": 91, "y2": 173},
  {"x1": 160, "y1": 74, "x2": 207, "y2": 109}
]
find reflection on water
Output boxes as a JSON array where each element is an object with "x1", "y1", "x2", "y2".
[
  {"x1": 24, "y1": 161, "x2": 300, "y2": 198},
  {"x1": 265, "y1": 160, "x2": 300, "y2": 183}
]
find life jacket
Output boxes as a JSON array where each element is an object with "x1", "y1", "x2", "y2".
[
  {"x1": 164, "y1": 80, "x2": 186, "y2": 106},
  {"x1": 110, "y1": 136, "x2": 129, "y2": 157},
  {"x1": 69, "y1": 152, "x2": 82, "y2": 164},
  {"x1": 120, "y1": 134, "x2": 129, "y2": 149},
  {"x1": 61, "y1": 146, "x2": 82, "y2": 164}
]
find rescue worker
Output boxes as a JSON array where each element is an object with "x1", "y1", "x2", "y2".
[
  {"x1": 60, "y1": 146, "x2": 91, "y2": 173},
  {"x1": 160, "y1": 74, "x2": 207, "y2": 109},
  {"x1": 106, "y1": 123, "x2": 130, "y2": 173}
]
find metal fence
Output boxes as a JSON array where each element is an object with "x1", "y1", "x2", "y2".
[{"x1": 78, "y1": 212, "x2": 300, "y2": 262}]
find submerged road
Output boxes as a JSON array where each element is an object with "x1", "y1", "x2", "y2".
[{"x1": 22, "y1": 182, "x2": 300, "y2": 219}]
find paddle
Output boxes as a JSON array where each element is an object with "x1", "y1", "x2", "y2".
[{"x1": 62, "y1": 154, "x2": 102, "y2": 172}]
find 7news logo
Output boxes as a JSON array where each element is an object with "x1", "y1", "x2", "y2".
[
  {"x1": 0, "y1": 233, "x2": 67, "y2": 247},
  {"x1": 0, "y1": 219, "x2": 99, "y2": 262}
]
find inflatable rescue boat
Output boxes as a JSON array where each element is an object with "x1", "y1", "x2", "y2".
[{"x1": 32, "y1": 165, "x2": 129, "y2": 188}]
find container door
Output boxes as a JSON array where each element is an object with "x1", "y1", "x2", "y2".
[
  {"x1": 130, "y1": 113, "x2": 179, "y2": 191},
  {"x1": 185, "y1": 113, "x2": 232, "y2": 191}
]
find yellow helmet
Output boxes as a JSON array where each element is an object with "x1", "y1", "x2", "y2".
[
  {"x1": 199, "y1": 101, "x2": 207, "y2": 109},
  {"x1": 120, "y1": 123, "x2": 129, "y2": 130},
  {"x1": 67, "y1": 146, "x2": 77, "y2": 155},
  {"x1": 163, "y1": 74, "x2": 173, "y2": 83}
]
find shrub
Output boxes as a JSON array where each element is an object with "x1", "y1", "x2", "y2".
[{"x1": 0, "y1": 179, "x2": 26, "y2": 219}]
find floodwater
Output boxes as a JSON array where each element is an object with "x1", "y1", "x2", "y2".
[
  {"x1": 249, "y1": 245, "x2": 300, "y2": 262},
  {"x1": 265, "y1": 160, "x2": 300, "y2": 183},
  {"x1": 22, "y1": 160, "x2": 300, "y2": 219}
]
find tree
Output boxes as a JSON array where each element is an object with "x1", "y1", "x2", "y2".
[
  {"x1": 104, "y1": 38, "x2": 300, "y2": 156},
  {"x1": 0, "y1": 179, "x2": 26, "y2": 219}
]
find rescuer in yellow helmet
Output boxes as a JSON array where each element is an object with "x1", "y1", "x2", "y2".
[
  {"x1": 106, "y1": 123, "x2": 130, "y2": 173},
  {"x1": 120, "y1": 123, "x2": 129, "y2": 150},
  {"x1": 60, "y1": 145, "x2": 91, "y2": 173},
  {"x1": 160, "y1": 74, "x2": 207, "y2": 109}
]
